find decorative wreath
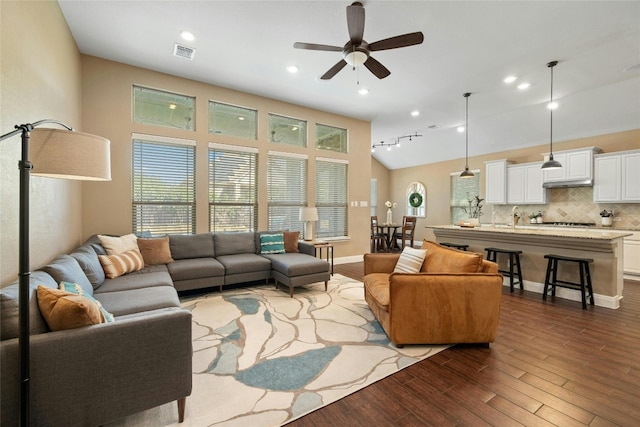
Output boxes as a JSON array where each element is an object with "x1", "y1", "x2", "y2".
[{"x1": 409, "y1": 192, "x2": 423, "y2": 208}]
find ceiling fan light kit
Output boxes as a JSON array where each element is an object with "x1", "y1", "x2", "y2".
[
  {"x1": 294, "y1": 1, "x2": 424, "y2": 80},
  {"x1": 541, "y1": 60, "x2": 562, "y2": 170}
]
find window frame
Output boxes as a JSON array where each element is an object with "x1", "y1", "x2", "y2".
[
  {"x1": 267, "y1": 151, "x2": 308, "y2": 233},
  {"x1": 132, "y1": 85, "x2": 195, "y2": 131}
]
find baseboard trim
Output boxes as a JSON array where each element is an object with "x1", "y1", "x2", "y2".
[
  {"x1": 504, "y1": 279, "x2": 622, "y2": 309},
  {"x1": 335, "y1": 255, "x2": 364, "y2": 265}
]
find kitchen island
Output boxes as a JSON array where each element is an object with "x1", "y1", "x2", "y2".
[{"x1": 430, "y1": 225, "x2": 631, "y2": 309}]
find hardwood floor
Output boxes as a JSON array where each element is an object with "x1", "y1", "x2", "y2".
[{"x1": 288, "y1": 262, "x2": 640, "y2": 426}]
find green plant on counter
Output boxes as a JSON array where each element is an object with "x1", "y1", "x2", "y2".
[
  {"x1": 462, "y1": 194, "x2": 484, "y2": 218},
  {"x1": 600, "y1": 209, "x2": 613, "y2": 217}
]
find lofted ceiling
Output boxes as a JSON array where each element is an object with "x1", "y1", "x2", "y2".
[{"x1": 58, "y1": 0, "x2": 640, "y2": 170}]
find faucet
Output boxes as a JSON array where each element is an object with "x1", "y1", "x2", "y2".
[{"x1": 511, "y1": 205, "x2": 520, "y2": 230}]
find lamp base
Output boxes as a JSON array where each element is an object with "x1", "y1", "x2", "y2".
[{"x1": 304, "y1": 221, "x2": 313, "y2": 241}]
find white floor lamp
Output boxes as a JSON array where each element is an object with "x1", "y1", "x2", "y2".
[{"x1": 0, "y1": 120, "x2": 111, "y2": 427}]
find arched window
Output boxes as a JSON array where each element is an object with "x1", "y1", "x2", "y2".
[{"x1": 406, "y1": 182, "x2": 426, "y2": 217}]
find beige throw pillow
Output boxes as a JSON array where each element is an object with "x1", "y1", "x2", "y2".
[
  {"x1": 393, "y1": 247, "x2": 428, "y2": 273},
  {"x1": 98, "y1": 233, "x2": 138, "y2": 255},
  {"x1": 137, "y1": 236, "x2": 174, "y2": 266},
  {"x1": 98, "y1": 248, "x2": 145, "y2": 279}
]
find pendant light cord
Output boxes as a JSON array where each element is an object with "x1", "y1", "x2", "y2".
[{"x1": 549, "y1": 62, "x2": 554, "y2": 155}]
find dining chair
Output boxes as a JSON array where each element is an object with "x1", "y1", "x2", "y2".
[
  {"x1": 394, "y1": 216, "x2": 417, "y2": 250},
  {"x1": 370, "y1": 216, "x2": 386, "y2": 252}
]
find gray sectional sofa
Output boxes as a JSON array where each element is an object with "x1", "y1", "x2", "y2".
[{"x1": 0, "y1": 231, "x2": 330, "y2": 426}]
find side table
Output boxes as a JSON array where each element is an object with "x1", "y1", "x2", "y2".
[{"x1": 306, "y1": 240, "x2": 334, "y2": 275}]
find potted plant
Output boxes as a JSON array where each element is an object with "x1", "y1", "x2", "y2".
[
  {"x1": 528, "y1": 213, "x2": 538, "y2": 224},
  {"x1": 536, "y1": 211, "x2": 544, "y2": 224},
  {"x1": 461, "y1": 194, "x2": 484, "y2": 226},
  {"x1": 384, "y1": 200, "x2": 398, "y2": 224},
  {"x1": 600, "y1": 209, "x2": 613, "y2": 227}
]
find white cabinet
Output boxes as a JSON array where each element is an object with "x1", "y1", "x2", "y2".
[
  {"x1": 594, "y1": 150, "x2": 640, "y2": 203},
  {"x1": 507, "y1": 162, "x2": 547, "y2": 204},
  {"x1": 624, "y1": 232, "x2": 640, "y2": 277},
  {"x1": 485, "y1": 160, "x2": 510, "y2": 204},
  {"x1": 543, "y1": 147, "x2": 600, "y2": 184}
]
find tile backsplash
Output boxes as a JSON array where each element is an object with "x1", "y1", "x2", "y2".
[{"x1": 488, "y1": 187, "x2": 640, "y2": 230}]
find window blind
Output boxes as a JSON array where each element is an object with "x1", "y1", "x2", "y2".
[
  {"x1": 132, "y1": 137, "x2": 196, "y2": 235},
  {"x1": 209, "y1": 145, "x2": 258, "y2": 232},
  {"x1": 267, "y1": 153, "x2": 307, "y2": 232},
  {"x1": 315, "y1": 159, "x2": 348, "y2": 238}
]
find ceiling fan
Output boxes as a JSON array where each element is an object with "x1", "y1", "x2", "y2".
[{"x1": 293, "y1": 1, "x2": 424, "y2": 80}]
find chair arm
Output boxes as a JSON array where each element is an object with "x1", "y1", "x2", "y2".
[
  {"x1": 363, "y1": 253, "x2": 401, "y2": 275},
  {"x1": 1, "y1": 308, "x2": 192, "y2": 426},
  {"x1": 388, "y1": 272, "x2": 503, "y2": 344}
]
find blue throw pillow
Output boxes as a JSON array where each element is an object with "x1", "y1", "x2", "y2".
[
  {"x1": 59, "y1": 281, "x2": 114, "y2": 323},
  {"x1": 260, "y1": 233, "x2": 285, "y2": 254}
]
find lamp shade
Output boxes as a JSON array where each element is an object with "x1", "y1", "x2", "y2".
[
  {"x1": 29, "y1": 128, "x2": 111, "y2": 181},
  {"x1": 299, "y1": 207, "x2": 319, "y2": 222}
]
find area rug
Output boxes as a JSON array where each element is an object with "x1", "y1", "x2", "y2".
[{"x1": 108, "y1": 275, "x2": 447, "y2": 427}]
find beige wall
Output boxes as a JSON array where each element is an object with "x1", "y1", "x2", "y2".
[
  {"x1": 1, "y1": 0, "x2": 83, "y2": 285},
  {"x1": 80, "y1": 56, "x2": 372, "y2": 258},
  {"x1": 373, "y1": 129, "x2": 640, "y2": 244}
]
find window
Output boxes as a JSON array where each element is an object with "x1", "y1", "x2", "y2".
[
  {"x1": 269, "y1": 114, "x2": 307, "y2": 147},
  {"x1": 132, "y1": 135, "x2": 196, "y2": 235},
  {"x1": 450, "y1": 170, "x2": 480, "y2": 224},
  {"x1": 267, "y1": 152, "x2": 307, "y2": 232},
  {"x1": 209, "y1": 101, "x2": 257, "y2": 140},
  {"x1": 133, "y1": 86, "x2": 195, "y2": 130},
  {"x1": 208, "y1": 143, "x2": 258, "y2": 232},
  {"x1": 316, "y1": 124, "x2": 348, "y2": 153},
  {"x1": 316, "y1": 158, "x2": 348, "y2": 238}
]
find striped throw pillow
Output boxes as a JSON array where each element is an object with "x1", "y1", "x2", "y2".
[
  {"x1": 98, "y1": 248, "x2": 145, "y2": 279},
  {"x1": 393, "y1": 247, "x2": 428, "y2": 273},
  {"x1": 260, "y1": 233, "x2": 286, "y2": 254}
]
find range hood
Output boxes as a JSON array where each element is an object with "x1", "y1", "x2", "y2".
[{"x1": 543, "y1": 178, "x2": 593, "y2": 188}]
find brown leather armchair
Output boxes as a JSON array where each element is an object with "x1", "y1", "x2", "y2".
[{"x1": 363, "y1": 240, "x2": 503, "y2": 347}]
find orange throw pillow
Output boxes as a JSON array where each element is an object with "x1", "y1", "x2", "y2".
[
  {"x1": 283, "y1": 231, "x2": 300, "y2": 253},
  {"x1": 137, "y1": 236, "x2": 174, "y2": 266},
  {"x1": 36, "y1": 286, "x2": 105, "y2": 331},
  {"x1": 420, "y1": 240, "x2": 483, "y2": 273}
]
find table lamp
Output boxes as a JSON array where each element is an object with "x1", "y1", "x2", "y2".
[{"x1": 299, "y1": 207, "x2": 318, "y2": 241}]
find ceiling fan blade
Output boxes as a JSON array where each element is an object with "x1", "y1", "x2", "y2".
[
  {"x1": 293, "y1": 42, "x2": 342, "y2": 52},
  {"x1": 364, "y1": 56, "x2": 391, "y2": 79},
  {"x1": 369, "y1": 32, "x2": 424, "y2": 51},
  {"x1": 347, "y1": 2, "x2": 365, "y2": 44},
  {"x1": 320, "y1": 60, "x2": 348, "y2": 80}
]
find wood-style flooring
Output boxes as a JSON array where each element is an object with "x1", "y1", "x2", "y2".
[{"x1": 287, "y1": 262, "x2": 640, "y2": 427}]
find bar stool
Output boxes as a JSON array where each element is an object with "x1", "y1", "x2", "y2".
[
  {"x1": 484, "y1": 247, "x2": 523, "y2": 292},
  {"x1": 440, "y1": 242, "x2": 469, "y2": 251},
  {"x1": 543, "y1": 254, "x2": 594, "y2": 310}
]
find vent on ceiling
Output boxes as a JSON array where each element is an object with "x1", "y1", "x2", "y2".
[{"x1": 173, "y1": 44, "x2": 196, "y2": 60}]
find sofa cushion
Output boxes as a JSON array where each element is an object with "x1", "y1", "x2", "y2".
[
  {"x1": 216, "y1": 254, "x2": 272, "y2": 275},
  {"x1": 36, "y1": 286, "x2": 105, "y2": 331},
  {"x1": 262, "y1": 253, "x2": 329, "y2": 276},
  {"x1": 167, "y1": 258, "x2": 225, "y2": 282},
  {"x1": 420, "y1": 240, "x2": 483, "y2": 273},
  {"x1": 42, "y1": 255, "x2": 94, "y2": 296},
  {"x1": 283, "y1": 231, "x2": 300, "y2": 253},
  {"x1": 137, "y1": 236, "x2": 174, "y2": 266},
  {"x1": 214, "y1": 232, "x2": 256, "y2": 256},
  {"x1": 169, "y1": 233, "x2": 214, "y2": 259},
  {"x1": 259, "y1": 233, "x2": 285, "y2": 254},
  {"x1": 59, "y1": 281, "x2": 114, "y2": 322},
  {"x1": 70, "y1": 244, "x2": 106, "y2": 290},
  {"x1": 98, "y1": 233, "x2": 138, "y2": 255},
  {"x1": 363, "y1": 273, "x2": 390, "y2": 310},
  {"x1": 98, "y1": 249, "x2": 145, "y2": 279},
  {"x1": 394, "y1": 247, "x2": 427, "y2": 273},
  {"x1": 94, "y1": 286, "x2": 181, "y2": 317},
  {"x1": 0, "y1": 271, "x2": 58, "y2": 340},
  {"x1": 95, "y1": 271, "x2": 174, "y2": 294}
]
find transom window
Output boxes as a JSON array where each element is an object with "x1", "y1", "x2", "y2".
[
  {"x1": 132, "y1": 134, "x2": 196, "y2": 235},
  {"x1": 269, "y1": 113, "x2": 307, "y2": 147},
  {"x1": 133, "y1": 86, "x2": 195, "y2": 131},
  {"x1": 316, "y1": 124, "x2": 348, "y2": 153},
  {"x1": 209, "y1": 101, "x2": 257, "y2": 140}
]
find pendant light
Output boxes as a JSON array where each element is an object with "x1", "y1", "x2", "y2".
[
  {"x1": 460, "y1": 92, "x2": 474, "y2": 178},
  {"x1": 541, "y1": 60, "x2": 562, "y2": 170}
]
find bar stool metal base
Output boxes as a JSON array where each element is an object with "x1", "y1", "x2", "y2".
[
  {"x1": 543, "y1": 254, "x2": 594, "y2": 310},
  {"x1": 485, "y1": 247, "x2": 524, "y2": 292}
]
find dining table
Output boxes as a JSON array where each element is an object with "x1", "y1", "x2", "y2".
[{"x1": 377, "y1": 223, "x2": 400, "y2": 252}]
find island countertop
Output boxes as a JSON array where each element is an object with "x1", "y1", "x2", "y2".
[{"x1": 429, "y1": 224, "x2": 632, "y2": 240}]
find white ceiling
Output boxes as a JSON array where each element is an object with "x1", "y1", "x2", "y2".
[{"x1": 58, "y1": 0, "x2": 640, "y2": 170}]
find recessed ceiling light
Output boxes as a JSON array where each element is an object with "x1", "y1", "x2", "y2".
[
  {"x1": 457, "y1": 126, "x2": 465, "y2": 133},
  {"x1": 411, "y1": 110, "x2": 420, "y2": 117},
  {"x1": 358, "y1": 88, "x2": 369, "y2": 95},
  {"x1": 286, "y1": 65, "x2": 299, "y2": 73},
  {"x1": 504, "y1": 76, "x2": 517, "y2": 84},
  {"x1": 547, "y1": 101, "x2": 559, "y2": 110},
  {"x1": 180, "y1": 30, "x2": 195, "y2": 41},
  {"x1": 517, "y1": 82, "x2": 531, "y2": 90}
]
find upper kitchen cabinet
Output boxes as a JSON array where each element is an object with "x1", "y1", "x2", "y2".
[
  {"x1": 485, "y1": 159, "x2": 511, "y2": 204},
  {"x1": 594, "y1": 150, "x2": 640, "y2": 203},
  {"x1": 507, "y1": 162, "x2": 547, "y2": 204},
  {"x1": 542, "y1": 147, "x2": 601, "y2": 187}
]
